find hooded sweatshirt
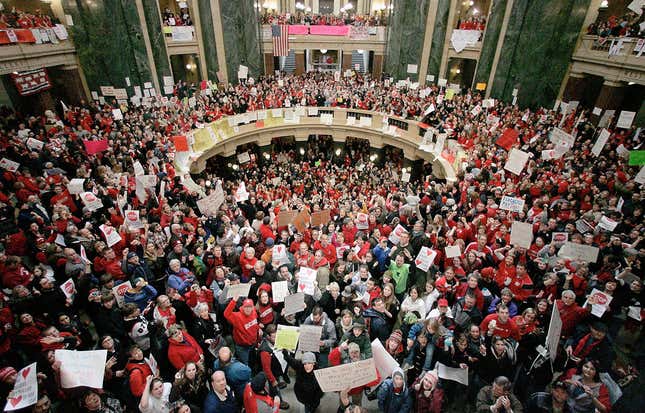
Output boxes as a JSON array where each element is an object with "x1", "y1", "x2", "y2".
[{"x1": 377, "y1": 367, "x2": 412, "y2": 413}]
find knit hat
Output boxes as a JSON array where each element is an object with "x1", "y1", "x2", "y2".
[
  {"x1": 423, "y1": 370, "x2": 439, "y2": 389},
  {"x1": 250, "y1": 372, "x2": 268, "y2": 394},
  {"x1": 265, "y1": 237, "x2": 275, "y2": 247},
  {"x1": 389, "y1": 329, "x2": 403, "y2": 343},
  {"x1": 392, "y1": 367, "x2": 404, "y2": 381},
  {"x1": 302, "y1": 352, "x2": 316, "y2": 364},
  {"x1": 351, "y1": 322, "x2": 365, "y2": 331},
  {"x1": 0, "y1": 366, "x2": 17, "y2": 382}
]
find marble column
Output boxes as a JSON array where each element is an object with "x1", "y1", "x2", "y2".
[
  {"x1": 385, "y1": 0, "x2": 431, "y2": 81},
  {"x1": 594, "y1": 80, "x2": 625, "y2": 111},
  {"x1": 426, "y1": 0, "x2": 450, "y2": 81},
  {"x1": 141, "y1": 0, "x2": 172, "y2": 88},
  {"x1": 135, "y1": 0, "x2": 161, "y2": 91},
  {"x1": 218, "y1": 0, "x2": 263, "y2": 82},
  {"x1": 418, "y1": 0, "x2": 440, "y2": 86},
  {"x1": 264, "y1": 53, "x2": 275, "y2": 75},
  {"x1": 438, "y1": 0, "x2": 458, "y2": 80},
  {"x1": 57, "y1": 65, "x2": 88, "y2": 104},
  {"x1": 295, "y1": 53, "x2": 306, "y2": 74},
  {"x1": 473, "y1": 0, "x2": 507, "y2": 91},
  {"x1": 561, "y1": 72, "x2": 586, "y2": 103}
]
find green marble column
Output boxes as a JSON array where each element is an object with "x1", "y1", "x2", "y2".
[
  {"x1": 141, "y1": 0, "x2": 172, "y2": 87},
  {"x1": 218, "y1": 0, "x2": 263, "y2": 82},
  {"x1": 197, "y1": 0, "x2": 219, "y2": 81},
  {"x1": 62, "y1": 0, "x2": 154, "y2": 94},
  {"x1": 473, "y1": 0, "x2": 507, "y2": 87},
  {"x1": 385, "y1": 0, "x2": 432, "y2": 81},
  {"x1": 490, "y1": 0, "x2": 591, "y2": 108},
  {"x1": 425, "y1": 0, "x2": 450, "y2": 81}
]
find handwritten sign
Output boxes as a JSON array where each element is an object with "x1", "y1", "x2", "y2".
[
  {"x1": 314, "y1": 358, "x2": 377, "y2": 392},
  {"x1": 356, "y1": 213, "x2": 369, "y2": 230},
  {"x1": 297, "y1": 325, "x2": 323, "y2": 353},
  {"x1": 271, "y1": 281, "x2": 289, "y2": 303},
  {"x1": 283, "y1": 292, "x2": 305, "y2": 316},
  {"x1": 437, "y1": 362, "x2": 468, "y2": 385},
  {"x1": 499, "y1": 196, "x2": 525, "y2": 213},
  {"x1": 558, "y1": 242, "x2": 599, "y2": 263},
  {"x1": 271, "y1": 244, "x2": 290, "y2": 266},
  {"x1": 292, "y1": 210, "x2": 311, "y2": 233},
  {"x1": 196, "y1": 184, "x2": 224, "y2": 216},
  {"x1": 275, "y1": 325, "x2": 299, "y2": 351},
  {"x1": 4, "y1": 363, "x2": 38, "y2": 411},
  {"x1": 445, "y1": 245, "x2": 461, "y2": 259},
  {"x1": 297, "y1": 267, "x2": 317, "y2": 295},
  {"x1": 597, "y1": 216, "x2": 618, "y2": 232},
  {"x1": 371, "y1": 339, "x2": 399, "y2": 383},
  {"x1": 67, "y1": 178, "x2": 85, "y2": 195},
  {"x1": 510, "y1": 221, "x2": 533, "y2": 249},
  {"x1": 504, "y1": 149, "x2": 530, "y2": 176},
  {"x1": 55, "y1": 349, "x2": 108, "y2": 388},
  {"x1": 550, "y1": 127, "x2": 575, "y2": 149},
  {"x1": 278, "y1": 210, "x2": 298, "y2": 227},
  {"x1": 591, "y1": 129, "x2": 610, "y2": 157},
  {"x1": 414, "y1": 247, "x2": 437, "y2": 272},
  {"x1": 226, "y1": 283, "x2": 252, "y2": 299},
  {"x1": 616, "y1": 110, "x2": 635, "y2": 129},
  {"x1": 547, "y1": 305, "x2": 562, "y2": 361},
  {"x1": 311, "y1": 210, "x2": 331, "y2": 227}
]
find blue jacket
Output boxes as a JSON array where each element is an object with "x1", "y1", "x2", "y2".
[
  {"x1": 123, "y1": 285, "x2": 157, "y2": 310},
  {"x1": 372, "y1": 245, "x2": 391, "y2": 271},
  {"x1": 213, "y1": 358, "x2": 251, "y2": 398},
  {"x1": 377, "y1": 372, "x2": 412, "y2": 413},
  {"x1": 166, "y1": 268, "x2": 195, "y2": 293},
  {"x1": 203, "y1": 387, "x2": 238, "y2": 413}
]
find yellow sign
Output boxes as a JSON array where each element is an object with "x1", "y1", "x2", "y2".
[
  {"x1": 476, "y1": 82, "x2": 487, "y2": 91},
  {"x1": 275, "y1": 325, "x2": 299, "y2": 351},
  {"x1": 445, "y1": 89, "x2": 455, "y2": 100}
]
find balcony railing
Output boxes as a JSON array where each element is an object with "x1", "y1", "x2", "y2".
[
  {"x1": 163, "y1": 25, "x2": 195, "y2": 42},
  {"x1": 573, "y1": 35, "x2": 644, "y2": 68}
]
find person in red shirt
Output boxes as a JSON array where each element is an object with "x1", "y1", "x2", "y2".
[
  {"x1": 239, "y1": 246, "x2": 258, "y2": 282},
  {"x1": 557, "y1": 290, "x2": 592, "y2": 339},
  {"x1": 497, "y1": 262, "x2": 534, "y2": 302},
  {"x1": 313, "y1": 233, "x2": 337, "y2": 266},
  {"x1": 243, "y1": 372, "x2": 280, "y2": 413},
  {"x1": 480, "y1": 304, "x2": 521, "y2": 342},
  {"x1": 224, "y1": 296, "x2": 260, "y2": 365},
  {"x1": 167, "y1": 325, "x2": 203, "y2": 370},
  {"x1": 49, "y1": 185, "x2": 78, "y2": 213}
]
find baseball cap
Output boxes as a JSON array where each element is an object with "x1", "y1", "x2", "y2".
[
  {"x1": 242, "y1": 298, "x2": 254, "y2": 307},
  {"x1": 438, "y1": 298, "x2": 449, "y2": 307}
]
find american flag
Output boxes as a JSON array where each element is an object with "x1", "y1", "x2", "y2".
[{"x1": 272, "y1": 24, "x2": 289, "y2": 57}]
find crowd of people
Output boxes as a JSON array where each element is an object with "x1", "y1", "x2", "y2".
[
  {"x1": 587, "y1": 10, "x2": 644, "y2": 38},
  {"x1": 261, "y1": 13, "x2": 386, "y2": 27},
  {"x1": 162, "y1": 7, "x2": 193, "y2": 27},
  {"x1": 0, "y1": 68, "x2": 642, "y2": 413},
  {"x1": 456, "y1": 16, "x2": 486, "y2": 31},
  {"x1": 0, "y1": 7, "x2": 56, "y2": 30}
]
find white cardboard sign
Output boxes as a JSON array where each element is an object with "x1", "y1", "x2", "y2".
[
  {"x1": 510, "y1": 221, "x2": 533, "y2": 249},
  {"x1": 499, "y1": 195, "x2": 525, "y2": 213},
  {"x1": 55, "y1": 349, "x2": 108, "y2": 388},
  {"x1": 4, "y1": 363, "x2": 38, "y2": 411}
]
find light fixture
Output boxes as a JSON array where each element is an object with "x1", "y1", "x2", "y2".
[
  {"x1": 473, "y1": 8, "x2": 479, "y2": 14},
  {"x1": 335, "y1": 148, "x2": 341, "y2": 156},
  {"x1": 264, "y1": 153, "x2": 270, "y2": 159},
  {"x1": 357, "y1": 49, "x2": 364, "y2": 54},
  {"x1": 295, "y1": 2, "x2": 305, "y2": 10},
  {"x1": 299, "y1": 148, "x2": 305, "y2": 155},
  {"x1": 600, "y1": 0, "x2": 608, "y2": 8},
  {"x1": 369, "y1": 154, "x2": 376, "y2": 161},
  {"x1": 455, "y1": 69, "x2": 461, "y2": 74},
  {"x1": 185, "y1": 64, "x2": 192, "y2": 70},
  {"x1": 306, "y1": 7, "x2": 311, "y2": 12},
  {"x1": 232, "y1": 164, "x2": 239, "y2": 170},
  {"x1": 469, "y1": 1, "x2": 474, "y2": 6},
  {"x1": 628, "y1": 81, "x2": 635, "y2": 85},
  {"x1": 320, "y1": 49, "x2": 327, "y2": 54},
  {"x1": 345, "y1": 3, "x2": 354, "y2": 9}
]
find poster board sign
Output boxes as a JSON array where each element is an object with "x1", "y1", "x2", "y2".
[
  {"x1": 371, "y1": 339, "x2": 399, "y2": 382},
  {"x1": 26, "y1": 137, "x2": 44, "y2": 150},
  {"x1": 271, "y1": 281, "x2": 289, "y2": 303},
  {"x1": 0, "y1": 158, "x2": 20, "y2": 172},
  {"x1": 60, "y1": 278, "x2": 75, "y2": 299},
  {"x1": 67, "y1": 178, "x2": 85, "y2": 194},
  {"x1": 414, "y1": 246, "x2": 437, "y2": 272},
  {"x1": 284, "y1": 292, "x2": 305, "y2": 316},
  {"x1": 597, "y1": 216, "x2": 618, "y2": 232},
  {"x1": 112, "y1": 281, "x2": 131, "y2": 307},
  {"x1": 546, "y1": 305, "x2": 562, "y2": 361},
  {"x1": 591, "y1": 129, "x2": 610, "y2": 157},
  {"x1": 237, "y1": 152, "x2": 251, "y2": 164},
  {"x1": 356, "y1": 213, "x2": 369, "y2": 230},
  {"x1": 145, "y1": 353, "x2": 158, "y2": 374},
  {"x1": 292, "y1": 210, "x2": 311, "y2": 233},
  {"x1": 275, "y1": 325, "x2": 299, "y2": 351},
  {"x1": 584, "y1": 288, "x2": 613, "y2": 318},
  {"x1": 445, "y1": 245, "x2": 461, "y2": 259},
  {"x1": 510, "y1": 221, "x2": 533, "y2": 249},
  {"x1": 297, "y1": 267, "x2": 317, "y2": 295},
  {"x1": 388, "y1": 224, "x2": 408, "y2": 245},
  {"x1": 278, "y1": 210, "x2": 298, "y2": 227},
  {"x1": 504, "y1": 148, "x2": 530, "y2": 175},
  {"x1": 437, "y1": 362, "x2": 468, "y2": 385},
  {"x1": 226, "y1": 283, "x2": 252, "y2": 299},
  {"x1": 499, "y1": 196, "x2": 525, "y2": 213},
  {"x1": 4, "y1": 362, "x2": 38, "y2": 411},
  {"x1": 311, "y1": 210, "x2": 331, "y2": 227},
  {"x1": 552, "y1": 232, "x2": 569, "y2": 244},
  {"x1": 99, "y1": 224, "x2": 122, "y2": 247},
  {"x1": 271, "y1": 244, "x2": 290, "y2": 266},
  {"x1": 125, "y1": 210, "x2": 144, "y2": 229},
  {"x1": 557, "y1": 242, "x2": 599, "y2": 263},
  {"x1": 314, "y1": 358, "x2": 377, "y2": 392},
  {"x1": 598, "y1": 109, "x2": 615, "y2": 128},
  {"x1": 550, "y1": 128, "x2": 575, "y2": 148},
  {"x1": 297, "y1": 325, "x2": 323, "y2": 353},
  {"x1": 616, "y1": 110, "x2": 635, "y2": 129},
  {"x1": 196, "y1": 184, "x2": 224, "y2": 216},
  {"x1": 55, "y1": 349, "x2": 108, "y2": 388}
]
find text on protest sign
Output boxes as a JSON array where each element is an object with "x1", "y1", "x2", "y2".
[
  {"x1": 510, "y1": 221, "x2": 533, "y2": 249},
  {"x1": 4, "y1": 363, "x2": 38, "y2": 411},
  {"x1": 445, "y1": 245, "x2": 461, "y2": 259},
  {"x1": 414, "y1": 246, "x2": 437, "y2": 272},
  {"x1": 504, "y1": 148, "x2": 530, "y2": 175},
  {"x1": 275, "y1": 325, "x2": 299, "y2": 351},
  {"x1": 314, "y1": 358, "x2": 378, "y2": 392},
  {"x1": 558, "y1": 242, "x2": 600, "y2": 263},
  {"x1": 284, "y1": 292, "x2": 305, "y2": 316},
  {"x1": 297, "y1": 325, "x2": 323, "y2": 353},
  {"x1": 437, "y1": 362, "x2": 469, "y2": 386},
  {"x1": 546, "y1": 305, "x2": 562, "y2": 361},
  {"x1": 271, "y1": 281, "x2": 289, "y2": 303},
  {"x1": 371, "y1": 339, "x2": 399, "y2": 383},
  {"x1": 226, "y1": 283, "x2": 252, "y2": 299},
  {"x1": 584, "y1": 288, "x2": 613, "y2": 318},
  {"x1": 297, "y1": 267, "x2": 317, "y2": 295},
  {"x1": 499, "y1": 195, "x2": 525, "y2": 213},
  {"x1": 55, "y1": 349, "x2": 108, "y2": 388}
]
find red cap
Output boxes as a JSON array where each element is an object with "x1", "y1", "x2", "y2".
[
  {"x1": 380, "y1": 236, "x2": 388, "y2": 242},
  {"x1": 242, "y1": 298, "x2": 254, "y2": 307},
  {"x1": 438, "y1": 298, "x2": 449, "y2": 307}
]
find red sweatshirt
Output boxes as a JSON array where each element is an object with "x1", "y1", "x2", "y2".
[{"x1": 224, "y1": 299, "x2": 260, "y2": 346}]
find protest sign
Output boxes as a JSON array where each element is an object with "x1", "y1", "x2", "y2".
[
  {"x1": 311, "y1": 210, "x2": 331, "y2": 227},
  {"x1": 0, "y1": 158, "x2": 20, "y2": 172},
  {"x1": 196, "y1": 184, "x2": 224, "y2": 216},
  {"x1": 445, "y1": 245, "x2": 461, "y2": 259},
  {"x1": 356, "y1": 213, "x2": 369, "y2": 229},
  {"x1": 271, "y1": 281, "x2": 289, "y2": 303},
  {"x1": 99, "y1": 224, "x2": 122, "y2": 247},
  {"x1": 584, "y1": 288, "x2": 613, "y2": 318},
  {"x1": 83, "y1": 139, "x2": 109, "y2": 155},
  {"x1": 60, "y1": 278, "x2": 75, "y2": 299},
  {"x1": 510, "y1": 221, "x2": 533, "y2": 249},
  {"x1": 550, "y1": 128, "x2": 575, "y2": 149},
  {"x1": 616, "y1": 110, "x2": 635, "y2": 129},
  {"x1": 271, "y1": 244, "x2": 290, "y2": 266},
  {"x1": 504, "y1": 149, "x2": 530, "y2": 175},
  {"x1": 55, "y1": 349, "x2": 107, "y2": 388},
  {"x1": 112, "y1": 281, "x2": 131, "y2": 307},
  {"x1": 67, "y1": 178, "x2": 85, "y2": 194},
  {"x1": 235, "y1": 181, "x2": 249, "y2": 202},
  {"x1": 226, "y1": 283, "x2": 252, "y2": 299},
  {"x1": 629, "y1": 150, "x2": 645, "y2": 166},
  {"x1": 552, "y1": 232, "x2": 568, "y2": 244},
  {"x1": 546, "y1": 305, "x2": 562, "y2": 361},
  {"x1": 401, "y1": 171, "x2": 411, "y2": 183},
  {"x1": 591, "y1": 129, "x2": 610, "y2": 157},
  {"x1": 414, "y1": 246, "x2": 437, "y2": 272},
  {"x1": 112, "y1": 109, "x2": 123, "y2": 121},
  {"x1": 26, "y1": 137, "x2": 44, "y2": 150},
  {"x1": 124, "y1": 210, "x2": 144, "y2": 230},
  {"x1": 314, "y1": 358, "x2": 377, "y2": 392},
  {"x1": 575, "y1": 219, "x2": 594, "y2": 234},
  {"x1": 496, "y1": 128, "x2": 519, "y2": 151},
  {"x1": 145, "y1": 353, "x2": 158, "y2": 374},
  {"x1": 4, "y1": 362, "x2": 38, "y2": 411},
  {"x1": 598, "y1": 110, "x2": 615, "y2": 128},
  {"x1": 499, "y1": 195, "x2": 525, "y2": 213},
  {"x1": 371, "y1": 339, "x2": 399, "y2": 382},
  {"x1": 558, "y1": 242, "x2": 599, "y2": 263},
  {"x1": 388, "y1": 224, "x2": 409, "y2": 245},
  {"x1": 297, "y1": 325, "x2": 323, "y2": 353},
  {"x1": 284, "y1": 292, "x2": 305, "y2": 316},
  {"x1": 278, "y1": 210, "x2": 298, "y2": 227},
  {"x1": 437, "y1": 362, "x2": 469, "y2": 385},
  {"x1": 237, "y1": 152, "x2": 251, "y2": 164},
  {"x1": 292, "y1": 210, "x2": 311, "y2": 233},
  {"x1": 275, "y1": 325, "x2": 300, "y2": 351},
  {"x1": 297, "y1": 267, "x2": 316, "y2": 295},
  {"x1": 597, "y1": 216, "x2": 618, "y2": 232}
]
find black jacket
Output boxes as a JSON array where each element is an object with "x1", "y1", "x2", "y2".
[{"x1": 283, "y1": 350, "x2": 324, "y2": 405}]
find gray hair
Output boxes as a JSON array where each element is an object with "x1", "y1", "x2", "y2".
[
  {"x1": 194, "y1": 302, "x2": 209, "y2": 316},
  {"x1": 493, "y1": 376, "x2": 511, "y2": 390}
]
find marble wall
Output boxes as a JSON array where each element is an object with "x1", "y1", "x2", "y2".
[
  {"x1": 218, "y1": 0, "x2": 263, "y2": 82},
  {"x1": 426, "y1": 0, "x2": 450, "y2": 81},
  {"x1": 197, "y1": 0, "x2": 220, "y2": 81},
  {"x1": 142, "y1": 0, "x2": 172, "y2": 88},
  {"x1": 473, "y1": 0, "x2": 506, "y2": 87},
  {"x1": 385, "y1": 0, "x2": 431, "y2": 81},
  {"x1": 490, "y1": 0, "x2": 591, "y2": 108},
  {"x1": 61, "y1": 0, "x2": 154, "y2": 95}
]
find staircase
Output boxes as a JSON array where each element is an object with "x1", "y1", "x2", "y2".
[
  {"x1": 351, "y1": 51, "x2": 366, "y2": 73},
  {"x1": 282, "y1": 50, "x2": 296, "y2": 74}
]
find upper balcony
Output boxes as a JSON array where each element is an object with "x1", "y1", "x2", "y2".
[
  {"x1": 448, "y1": 29, "x2": 483, "y2": 61},
  {"x1": 571, "y1": 35, "x2": 645, "y2": 85},
  {"x1": 163, "y1": 25, "x2": 198, "y2": 55},
  {"x1": 260, "y1": 25, "x2": 387, "y2": 54},
  {"x1": 0, "y1": 26, "x2": 77, "y2": 75}
]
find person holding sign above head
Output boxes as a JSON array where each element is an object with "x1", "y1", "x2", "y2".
[
  {"x1": 281, "y1": 350, "x2": 324, "y2": 413},
  {"x1": 224, "y1": 295, "x2": 260, "y2": 366}
]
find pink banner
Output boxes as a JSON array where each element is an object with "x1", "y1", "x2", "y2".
[
  {"x1": 83, "y1": 139, "x2": 109, "y2": 155},
  {"x1": 288, "y1": 25, "x2": 309, "y2": 35},
  {"x1": 309, "y1": 26, "x2": 350, "y2": 36}
]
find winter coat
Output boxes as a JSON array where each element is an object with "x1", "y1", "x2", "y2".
[
  {"x1": 364, "y1": 307, "x2": 392, "y2": 343},
  {"x1": 341, "y1": 330, "x2": 373, "y2": 358},
  {"x1": 377, "y1": 370, "x2": 412, "y2": 413},
  {"x1": 283, "y1": 350, "x2": 324, "y2": 405},
  {"x1": 124, "y1": 285, "x2": 158, "y2": 311},
  {"x1": 167, "y1": 331, "x2": 203, "y2": 370}
]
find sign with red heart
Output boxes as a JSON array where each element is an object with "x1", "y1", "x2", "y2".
[{"x1": 4, "y1": 362, "x2": 37, "y2": 411}]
